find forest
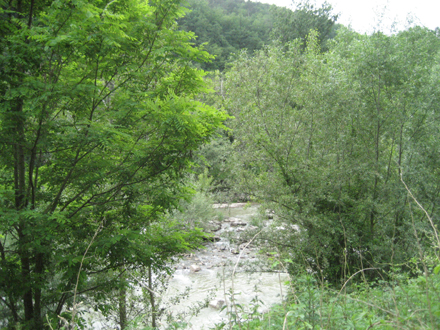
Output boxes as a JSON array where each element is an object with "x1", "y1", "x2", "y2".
[{"x1": 0, "y1": 0, "x2": 439, "y2": 329}]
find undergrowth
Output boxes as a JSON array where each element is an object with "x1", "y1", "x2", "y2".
[
  {"x1": 218, "y1": 267, "x2": 440, "y2": 330},
  {"x1": 216, "y1": 178, "x2": 440, "y2": 330}
]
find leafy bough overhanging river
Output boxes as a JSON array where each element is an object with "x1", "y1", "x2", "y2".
[{"x1": 82, "y1": 204, "x2": 289, "y2": 329}]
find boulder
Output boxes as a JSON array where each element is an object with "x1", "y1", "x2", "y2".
[
  {"x1": 203, "y1": 235, "x2": 221, "y2": 242},
  {"x1": 205, "y1": 220, "x2": 222, "y2": 232},
  {"x1": 190, "y1": 264, "x2": 201, "y2": 273},
  {"x1": 230, "y1": 220, "x2": 247, "y2": 227},
  {"x1": 266, "y1": 209, "x2": 275, "y2": 219},
  {"x1": 209, "y1": 299, "x2": 225, "y2": 309},
  {"x1": 215, "y1": 242, "x2": 227, "y2": 250},
  {"x1": 231, "y1": 248, "x2": 239, "y2": 255}
]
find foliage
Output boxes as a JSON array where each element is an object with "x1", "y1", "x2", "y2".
[
  {"x1": 166, "y1": 168, "x2": 218, "y2": 231},
  {"x1": 178, "y1": 0, "x2": 274, "y2": 71},
  {"x1": 0, "y1": 0, "x2": 228, "y2": 328},
  {"x1": 190, "y1": 71, "x2": 236, "y2": 195},
  {"x1": 271, "y1": 0, "x2": 340, "y2": 50},
  {"x1": 224, "y1": 27, "x2": 440, "y2": 283},
  {"x1": 177, "y1": 0, "x2": 342, "y2": 71},
  {"x1": 194, "y1": 132, "x2": 235, "y2": 195},
  {"x1": 222, "y1": 270, "x2": 440, "y2": 329}
]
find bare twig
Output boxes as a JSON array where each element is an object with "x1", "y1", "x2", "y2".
[
  {"x1": 337, "y1": 268, "x2": 378, "y2": 296},
  {"x1": 400, "y1": 172, "x2": 440, "y2": 255},
  {"x1": 70, "y1": 221, "x2": 104, "y2": 328},
  {"x1": 229, "y1": 229, "x2": 263, "y2": 330},
  {"x1": 282, "y1": 310, "x2": 293, "y2": 330}
]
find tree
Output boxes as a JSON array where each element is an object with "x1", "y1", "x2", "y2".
[
  {"x1": 271, "y1": 0, "x2": 339, "y2": 50},
  {"x1": 178, "y1": 0, "x2": 274, "y2": 70},
  {"x1": 225, "y1": 35, "x2": 348, "y2": 280},
  {"x1": 0, "y1": 0, "x2": 227, "y2": 328},
  {"x1": 224, "y1": 27, "x2": 440, "y2": 283}
]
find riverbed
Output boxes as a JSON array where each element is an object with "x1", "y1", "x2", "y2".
[
  {"x1": 159, "y1": 203, "x2": 289, "y2": 329},
  {"x1": 82, "y1": 203, "x2": 289, "y2": 329}
]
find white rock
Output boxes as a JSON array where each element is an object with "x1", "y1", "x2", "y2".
[
  {"x1": 190, "y1": 264, "x2": 201, "y2": 272},
  {"x1": 209, "y1": 299, "x2": 225, "y2": 309}
]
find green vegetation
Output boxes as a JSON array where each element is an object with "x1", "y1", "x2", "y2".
[
  {"x1": 218, "y1": 21, "x2": 440, "y2": 330},
  {"x1": 271, "y1": 1, "x2": 340, "y2": 50},
  {"x1": 1, "y1": 0, "x2": 440, "y2": 329},
  {"x1": 0, "y1": 0, "x2": 227, "y2": 328},
  {"x1": 178, "y1": 0, "x2": 339, "y2": 70},
  {"x1": 225, "y1": 26, "x2": 440, "y2": 283},
  {"x1": 178, "y1": 0, "x2": 274, "y2": 71},
  {"x1": 220, "y1": 271, "x2": 440, "y2": 329}
]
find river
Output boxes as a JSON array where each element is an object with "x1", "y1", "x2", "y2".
[
  {"x1": 160, "y1": 203, "x2": 289, "y2": 329},
  {"x1": 82, "y1": 203, "x2": 289, "y2": 329}
]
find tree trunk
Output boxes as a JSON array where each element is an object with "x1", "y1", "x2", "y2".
[
  {"x1": 119, "y1": 274, "x2": 127, "y2": 330},
  {"x1": 148, "y1": 265, "x2": 156, "y2": 328},
  {"x1": 13, "y1": 98, "x2": 37, "y2": 326},
  {"x1": 118, "y1": 288, "x2": 127, "y2": 329}
]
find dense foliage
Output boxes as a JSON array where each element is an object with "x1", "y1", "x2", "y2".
[
  {"x1": 213, "y1": 23, "x2": 440, "y2": 330},
  {"x1": 221, "y1": 272, "x2": 440, "y2": 329},
  {"x1": 225, "y1": 27, "x2": 440, "y2": 283},
  {"x1": 2, "y1": 0, "x2": 440, "y2": 328},
  {"x1": 271, "y1": 0, "x2": 340, "y2": 50},
  {"x1": 178, "y1": 0, "x2": 274, "y2": 71},
  {"x1": 178, "y1": 0, "x2": 339, "y2": 71},
  {"x1": 0, "y1": 0, "x2": 227, "y2": 328}
]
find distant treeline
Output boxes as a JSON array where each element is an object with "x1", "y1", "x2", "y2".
[{"x1": 178, "y1": 0, "x2": 340, "y2": 70}]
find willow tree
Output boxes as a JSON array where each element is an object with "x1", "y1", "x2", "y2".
[
  {"x1": 271, "y1": 0, "x2": 339, "y2": 50},
  {"x1": 225, "y1": 27, "x2": 440, "y2": 282},
  {"x1": 0, "y1": 0, "x2": 227, "y2": 328}
]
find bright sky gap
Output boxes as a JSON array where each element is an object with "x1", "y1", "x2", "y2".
[{"x1": 252, "y1": 0, "x2": 440, "y2": 34}]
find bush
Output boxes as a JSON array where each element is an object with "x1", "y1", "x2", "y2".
[
  {"x1": 167, "y1": 169, "x2": 219, "y2": 231},
  {"x1": 220, "y1": 269, "x2": 440, "y2": 330}
]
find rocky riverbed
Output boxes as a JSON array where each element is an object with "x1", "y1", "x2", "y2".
[
  {"x1": 174, "y1": 203, "x2": 262, "y2": 271},
  {"x1": 161, "y1": 203, "x2": 289, "y2": 330},
  {"x1": 81, "y1": 203, "x2": 289, "y2": 330}
]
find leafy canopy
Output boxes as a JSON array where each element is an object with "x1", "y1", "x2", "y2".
[{"x1": 0, "y1": 0, "x2": 228, "y2": 328}]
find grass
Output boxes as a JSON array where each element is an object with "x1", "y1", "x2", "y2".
[{"x1": 215, "y1": 263, "x2": 440, "y2": 330}]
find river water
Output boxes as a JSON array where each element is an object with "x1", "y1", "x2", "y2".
[
  {"x1": 160, "y1": 203, "x2": 290, "y2": 329},
  {"x1": 163, "y1": 269, "x2": 289, "y2": 329},
  {"x1": 82, "y1": 204, "x2": 289, "y2": 329}
]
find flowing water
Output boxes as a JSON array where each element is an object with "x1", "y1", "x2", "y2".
[
  {"x1": 82, "y1": 204, "x2": 289, "y2": 329},
  {"x1": 163, "y1": 269, "x2": 288, "y2": 329},
  {"x1": 160, "y1": 203, "x2": 289, "y2": 330}
]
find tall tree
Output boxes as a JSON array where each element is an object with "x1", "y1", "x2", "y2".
[
  {"x1": 225, "y1": 27, "x2": 440, "y2": 283},
  {"x1": 271, "y1": 0, "x2": 339, "y2": 50},
  {"x1": 178, "y1": 0, "x2": 274, "y2": 70},
  {"x1": 0, "y1": 0, "x2": 227, "y2": 328}
]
